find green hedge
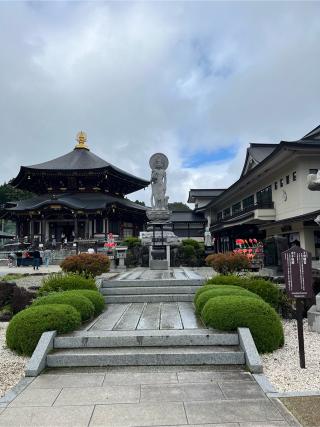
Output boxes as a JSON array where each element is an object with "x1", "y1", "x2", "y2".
[
  {"x1": 6, "y1": 304, "x2": 81, "y2": 356},
  {"x1": 39, "y1": 273, "x2": 97, "y2": 295},
  {"x1": 205, "y1": 275, "x2": 281, "y2": 309},
  {"x1": 202, "y1": 295, "x2": 284, "y2": 353},
  {"x1": 32, "y1": 292, "x2": 94, "y2": 321},
  {"x1": 64, "y1": 290, "x2": 105, "y2": 316},
  {"x1": 195, "y1": 286, "x2": 260, "y2": 315},
  {"x1": 194, "y1": 284, "x2": 239, "y2": 306}
]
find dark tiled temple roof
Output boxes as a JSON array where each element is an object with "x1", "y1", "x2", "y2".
[
  {"x1": 187, "y1": 189, "x2": 225, "y2": 203},
  {"x1": 5, "y1": 193, "x2": 147, "y2": 213},
  {"x1": 171, "y1": 210, "x2": 205, "y2": 223}
]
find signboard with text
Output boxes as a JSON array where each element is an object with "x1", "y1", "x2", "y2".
[{"x1": 281, "y1": 246, "x2": 313, "y2": 299}]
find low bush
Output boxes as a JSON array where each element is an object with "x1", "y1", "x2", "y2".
[
  {"x1": 32, "y1": 291, "x2": 94, "y2": 321},
  {"x1": 202, "y1": 295, "x2": 284, "y2": 353},
  {"x1": 38, "y1": 273, "x2": 97, "y2": 295},
  {"x1": 123, "y1": 237, "x2": 141, "y2": 249},
  {"x1": 64, "y1": 290, "x2": 105, "y2": 316},
  {"x1": 205, "y1": 275, "x2": 281, "y2": 309},
  {"x1": 61, "y1": 253, "x2": 110, "y2": 277},
  {"x1": 206, "y1": 252, "x2": 250, "y2": 274},
  {"x1": 195, "y1": 286, "x2": 260, "y2": 315},
  {"x1": 194, "y1": 284, "x2": 239, "y2": 306},
  {"x1": 0, "y1": 281, "x2": 35, "y2": 320},
  {"x1": 6, "y1": 304, "x2": 81, "y2": 356}
]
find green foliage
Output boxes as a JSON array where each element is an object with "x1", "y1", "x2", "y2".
[
  {"x1": 201, "y1": 295, "x2": 284, "y2": 353},
  {"x1": 0, "y1": 183, "x2": 34, "y2": 204},
  {"x1": 38, "y1": 273, "x2": 97, "y2": 296},
  {"x1": 123, "y1": 237, "x2": 141, "y2": 249},
  {"x1": 1, "y1": 273, "x2": 28, "y2": 282},
  {"x1": 195, "y1": 286, "x2": 260, "y2": 315},
  {"x1": 206, "y1": 275, "x2": 281, "y2": 309},
  {"x1": 206, "y1": 252, "x2": 250, "y2": 274},
  {"x1": 61, "y1": 253, "x2": 110, "y2": 277},
  {"x1": 65, "y1": 290, "x2": 105, "y2": 316},
  {"x1": 32, "y1": 291, "x2": 94, "y2": 321},
  {"x1": 168, "y1": 202, "x2": 191, "y2": 211},
  {"x1": 182, "y1": 239, "x2": 202, "y2": 249},
  {"x1": 6, "y1": 304, "x2": 81, "y2": 356},
  {"x1": 194, "y1": 284, "x2": 237, "y2": 305}
]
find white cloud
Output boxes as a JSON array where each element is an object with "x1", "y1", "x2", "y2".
[{"x1": 0, "y1": 1, "x2": 320, "y2": 205}]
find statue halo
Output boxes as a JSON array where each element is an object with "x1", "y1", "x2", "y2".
[{"x1": 149, "y1": 153, "x2": 169, "y2": 170}]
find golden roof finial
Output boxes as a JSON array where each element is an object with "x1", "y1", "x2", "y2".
[{"x1": 75, "y1": 131, "x2": 89, "y2": 150}]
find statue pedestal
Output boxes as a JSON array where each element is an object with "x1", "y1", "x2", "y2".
[{"x1": 140, "y1": 219, "x2": 181, "y2": 270}]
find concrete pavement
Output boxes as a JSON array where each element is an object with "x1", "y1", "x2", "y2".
[{"x1": 0, "y1": 366, "x2": 299, "y2": 426}]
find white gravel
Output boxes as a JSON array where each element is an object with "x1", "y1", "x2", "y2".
[
  {"x1": 0, "y1": 322, "x2": 29, "y2": 398},
  {"x1": 262, "y1": 319, "x2": 320, "y2": 392}
]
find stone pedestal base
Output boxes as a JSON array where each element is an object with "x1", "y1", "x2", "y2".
[
  {"x1": 308, "y1": 293, "x2": 320, "y2": 332},
  {"x1": 150, "y1": 259, "x2": 169, "y2": 270}
]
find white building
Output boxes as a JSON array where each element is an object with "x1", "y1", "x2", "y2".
[{"x1": 190, "y1": 125, "x2": 320, "y2": 264}]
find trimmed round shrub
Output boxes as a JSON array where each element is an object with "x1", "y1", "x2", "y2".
[
  {"x1": 65, "y1": 290, "x2": 105, "y2": 316},
  {"x1": 39, "y1": 273, "x2": 97, "y2": 296},
  {"x1": 205, "y1": 275, "x2": 281, "y2": 309},
  {"x1": 202, "y1": 296, "x2": 284, "y2": 353},
  {"x1": 205, "y1": 252, "x2": 250, "y2": 274},
  {"x1": 194, "y1": 284, "x2": 240, "y2": 306},
  {"x1": 195, "y1": 286, "x2": 260, "y2": 315},
  {"x1": 32, "y1": 291, "x2": 94, "y2": 321},
  {"x1": 6, "y1": 304, "x2": 81, "y2": 356},
  {"x1": 61, "y1": 253, "x2": 110, "y2": 277}
]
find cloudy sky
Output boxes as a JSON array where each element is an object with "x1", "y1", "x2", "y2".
[{"x1": 1, "y1": 1, "x2": 320, "y2": 205}]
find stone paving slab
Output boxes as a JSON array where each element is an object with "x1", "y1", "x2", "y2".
[
  {"x1": 140, "y1": 382, "x2": 224, "y2": 402},
  {"x1": 8, "y1": 387, "x2": 61, "y2": 407},
  {"x1": 177, "y1": 370, "x2": 253, "y2": 383},
  {"x1": 102, "y1": 371, "x2": 178, "y2": 385},
  {"x1": 29, "y1": 373, "x2": 105, "y2": 388},
  {"x1": 219, "y1": 381, "x2": 267, "y2": 400},
  {"x1": 89, "y1": 401, "x2": 187, "y2": 426},
  {"x1": 54, "y1": 385, "x2": 140, "y2": 406},
  {"x1": 0, "y1": 405, "x2": 94, "y2": 426},
  {"x1": 184, "y1": 399, "x2": 285, "y2": 424}
]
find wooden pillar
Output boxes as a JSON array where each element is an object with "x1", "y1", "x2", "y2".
[
  {"x1": 30, "y1": 220, "x2": 34, "y2": 242},
  {"x1": 85, "y1": 218, "x2": 89, "y2": 239},
  {"x1": 41, "y1": 219, "x2": 46, "y2": 243},
  {"x1": 74, "y1": 217, "x2": 78, "y2": 239}
]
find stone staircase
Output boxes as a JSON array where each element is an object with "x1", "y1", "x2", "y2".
[
  {"x1": 99, "y1": 268, "x2": 205, "y2": 303},
  {"x1": 46, "y1": 329, "x2": 245, "y2": 368}
]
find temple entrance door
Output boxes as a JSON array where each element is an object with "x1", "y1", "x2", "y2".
[{"x1": 49, "y1": 221, "x2": 74, "y2": 242}]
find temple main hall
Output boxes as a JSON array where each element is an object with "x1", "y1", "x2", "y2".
[{"x1": 1, "y1": 132, "x2": 149, "y2": 243}]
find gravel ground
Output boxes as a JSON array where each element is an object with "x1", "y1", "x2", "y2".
[
  {"x1": 262, "y1": 319, "x2": 320, "y2": 392},
  {"x1": 14, "y1": 274, "x2": 44, "y2": 290},
  {"x1": 0, "y1": 323, "x2": 29, "y2": 398}
]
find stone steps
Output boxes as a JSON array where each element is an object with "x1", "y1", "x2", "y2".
[
  {"x1": 101, "y1": 279, "x2": 203, "y2": 288},
  {"x1": 100, "y1": 286, "x2": 201, "y2": 296},
  {"x1": 54, "y1": 329, "x2": 239, "y2": 348},
  {"x1": 104, "y1": 294, "x2": 195, "y2": 303},
  {"x1": 47, "y1": 346, "x2": 245, "y2": 367}
]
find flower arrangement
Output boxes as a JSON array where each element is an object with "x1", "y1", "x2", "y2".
[{"x1": 233, "y1": 238, "x2": 263, "y2": 263}]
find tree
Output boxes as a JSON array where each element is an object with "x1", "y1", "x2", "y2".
[
  {"x1": 0, "y1": 183, "x2": 34, "y2": 205},
  {"x1": 168, "y1": 202, "x2": 191, "y2": 211}
]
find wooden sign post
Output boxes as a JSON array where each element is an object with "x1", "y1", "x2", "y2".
[{"x1": 281, "y1": 246, "x2": 314, "y2": 368}]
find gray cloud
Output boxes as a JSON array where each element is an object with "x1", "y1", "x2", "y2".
[{"x1": 0, "y1": 1, "x2": 320, "y2": 205}]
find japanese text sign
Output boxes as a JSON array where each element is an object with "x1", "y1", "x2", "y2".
[{"x1": 281, "y1": 246, "x2": 313, "y2": 299}]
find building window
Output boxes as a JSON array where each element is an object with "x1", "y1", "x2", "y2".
[
  {"x1": 232, "y1": 202, "x2": 241, "y2": 214},
  {"x1": 309, "y1": 169, "x2": 318, "y2": 175},
  {"x1": 274, "y1": 182, "x2": 278, "y2": 190},
  {"x1": 217, "y1": 212, "x2": 223, "y2": 221},
  {"x1": 286, "y1": 175, "x2": 290, "y2": 184},
  {"x1": 280, "y1": 178, "x2": 284, "y2": 187},
  {"x1": 223, "y1": 208, "x2": 231, "y2": 218},
  {"x1": 292, "y1": 171, "x2": 297, "y2": 181},
  {"x1": 243, "y1": 195, "x2": 254, "y2": 209},
  {"x1": 256, "y1": 185, "x2": 272, "y2": 206}
]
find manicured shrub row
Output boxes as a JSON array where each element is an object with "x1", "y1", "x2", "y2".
[
  {"x1": 61, "y1": 253, "x2": 110, "y2": 277},
  {"x1": 67, "y1": 290, "x2": 105, "y2": 316},
  {"x1": 6, "y1": 304, "x2": 81, "y2": 356},
  {"x1": 32, "y1": 292, "x2": 95, "y2": 321},
  {"x1": 201, "y1": 295, "x2": 284, "y2": 353},
  {"x1": 194, "y1": 286, "x2": 260, "y2": 315},
  {"x1": 39, "y1": 273, "x2": 97, "y2": 296},
  {"x1": 205, "y1": 275, "x2": 281, "y2": 309}
]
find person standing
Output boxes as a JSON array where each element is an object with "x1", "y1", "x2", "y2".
[
  {"x1": 43, "y1": 247, "x2": 52, "y2": 267},
  {"x1": 32, "y1": 248, "x2": 41, "y2": 270}
]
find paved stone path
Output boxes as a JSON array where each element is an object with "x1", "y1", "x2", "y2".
[
  {"x1": 88, "y1": 303, "x2": 203, "y2": 331},
  {"x1": 0, "y1": 366, "x2": 298, "y2": 426}
]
